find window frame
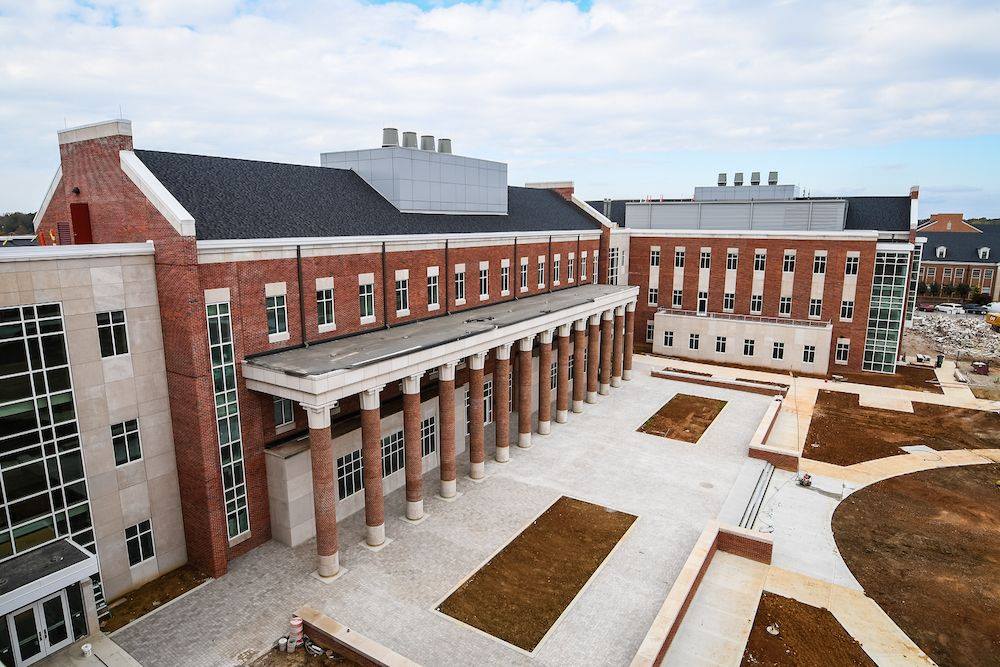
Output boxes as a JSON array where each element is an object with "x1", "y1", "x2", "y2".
[
  {"x1": 96, "y1": 310, "x2": 129, "y2": 358},
  {"x1": 111, "y1": 418, "x2": 142, "y2": 466},
  {"x1": 125, "y1": 519, "x2": 155, "y2": 567}
]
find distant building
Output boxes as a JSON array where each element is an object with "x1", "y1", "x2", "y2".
[{"x1": 916, "y1": 213, "x2": 1000, "y2": 300}]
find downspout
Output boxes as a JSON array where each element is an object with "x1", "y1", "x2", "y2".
[
  {"x1": 381, "y1": 241, "x2": 390, "y2": 329},
  {"x1": 576, "y1": 234, "x2": 581, "y2": 284},
  {"x1": 296, "y1": 244, "x2": 307, "y2": 347},
  {"x1": 444, "y1": 239, "x2": 451, "y2": 315},
  {"x1": 547, "y1": 234, "x2": 553, "y2": 293},
  {"x1": 513, "y1": 237, "x2": 519, "y2": 301}
]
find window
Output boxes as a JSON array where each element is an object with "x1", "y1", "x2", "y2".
[
  {"x1": 782, "y1": 252, "x2": 795, "y2": 273},
  {"x1": 955, "y1": 268, "x2": 965, "y2": 279},
  {"x1": 754, "y1": 251, "x2": 766, "y2": 271},
  {"x1": 646, "y1": 323, "x2": 654, "y2": 343},
  {"x1": 549, "y1": 361, "x2": 558, "y2": 390},
  {"x1": 663, "y1": 330, "x2": 674, "y2": 347},
  {"x1": 648, "y1": 287, "x2": 659, "y2": 305},
  {"x1": 802, "y1": 345, "x2": 816, "y2": 364},
  {"x1": 358, "y1": 283, "x2": 375, "y2": 319},
  {"x1": 836, "y1": 341, "x2": 850, "y2": 364},
  {"x1": 813, "y1": 254, "x2": 827, "y2": 275},
  {"x1": 96, "y1": 310, "x2": 128, "y2": 357},
  {"x1": 943, "y1": 267, "x2": 952, "y2": 279},
  {"x1": 723, "y1": 292, "x2": 735, "y2": 311},
  {"x1": 608, "y1": 248, "x2": 620, "y2": 284},
  {"x1": 317, "y1": 287, "x2": 335, "y2": 329},
  {"x1": 501, "y1": 264, "x2": 510, "y2": 293},
  {"x1": 395, "y1": 277, "x2": 409, "y2": 313},
  {"x1": 567, "y1": 257, "x2": 575, "y2": 282},
  {"x1": 381, "y1": 430, "x2": 405, "y2": 477},
  {"x1": 863, "y1": 250, "x2": 910, "y2": 373},
  {"x1": 337, "y1": 449, "x2": 364, "y2": 499},
  {"x1": 537, "y1": 258, "x2": 545, "y2": 288},
  {"x1": 926, "y1": 266, "x2": 936, "y2": 279},
  {"x1": 700, "y1": 250, "x2": 711, "y2": 269},
  {"x1": 689, "y1": 333, "x2": 700, "y2": 350},
  {"x1": 479, "y1": 266, "x2": 489, "y2": 298},
  {"x1": 580, "y1": 251, "x2": 588, "y2": 281},
  {"x1": 427, "y1": 272, "x2": 439, "y2": 309},
  {"x1": 455, "y1": 269, "x2": 466, "y2": 302},
  {"x1": 508, "y1": 373, "x2": 514, "y2": 411},
  {"x1": 779, "y1": 297, "x2": 791, "y2": 316},
  {"x1": 750, "y1": 294, "x2": 763, "y2": 313},
  {"x1": 840, "y1": 300, "x2": 855, "y2": 320},
  {"x1": 715, "y1": 336, "x2": 727, "y2": 353},
  {"x1": 697, "y1": 291, "x2": 708, "y2": 313},
  {"x1": 809, "y1": 298, "x2": 822, "y2": 318},
  {"x1": 674, "y1": 249, "x2": 685, "y2": 268},
  {"x1": 420, "y1": 416, "x2": 436, "y2": 456},
  {"x1": 649, "y1": 249, "x2": 661, "y2": 268},
  {"x1": 266, "y1": 295, "x2": 288, "y2": 336},
  {"x1": 553, "y1": 256, "x2": 561, "y2": 284},
  {"x1": 520, "y1": 259, "x2": 528, "y2": 291},
  {"x1": 727, "y1": 251, "x2": 738, "y2": 271},
  {"x1": 273, "y1": 397, "x2": 294, "y2": 428},
  {"x1": 593, "y1": 251, "x2": 599, "y2": 283},
  {"x1": 845, "y1": 256, "x2": 859, "y2": 275},
  {"x1": 125, "y1": 519, "x2": 155, "y2": 566},
  {"x1": 112, "y1": 418, "x2": 142, "y2": 466},
  {"x1": 772, "y1": 342, "x2": 785, "y2": 360},
  {"x1": 972, "y1": 268, "x2": 981, "y2": 279},
  {"x1": 743, "y1": 339, "x2": 755, "y2": 356},
  {"x1": 672, "y1": 290, "x2": 683, "y2": 308},
  {"x1": 484, "y1": 378, "x2": 494, "y2": 424}
]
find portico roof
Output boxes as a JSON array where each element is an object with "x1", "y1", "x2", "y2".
[{"x1": 243, "y1": 283, "x2": 638, "y2": 407}]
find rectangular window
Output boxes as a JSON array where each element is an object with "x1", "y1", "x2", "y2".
[
  {"x1": 484, "y1": 378, "x2": 494, "y2": 424},
  {"x1": 955, "y1": 268, "x2": 965, "y2": 278},
  {"x1": 836, "y1": 341, "x2": 850, "y2": 364},
  {"x1": 427, "y1": 273, "x2": 439, "y2": 309},
  {"x1": 125, "y1": 519, "x2": 155, "y2": 567},
  {"x1": 549, "y1": 361, "x2": 558, "y2": 391},
  {"x1": 645, "y1": 322, "x2": 654, "y2": 343},
  {"x1": 772, "y1": 342, "x2": 785, "y2": 360},
  {"x1": 553, "y1": 257, "x2": 561, "y2": 284},
  {"x1": 675, "y1": 249, "x2": 685, "y2": 268},
  {"x1": 112, "y1": 418, "x2": 142, "y2": 466},
  {"x1": 715, "y1": 336, "x2": 727, "y2": 353},
  {"x1": 663, "y1": 330, "x2": 674, "y2": 347},
  {"x1": 727, "y1": 251, "x2": 738, "y2": 271},
  {"x1": 650, "y1": 249, "x2": 660, "y2": 267},
  {"x1": 942, "y1": 267, "x2": 952, "y2": 279},
  {"x1": 266, "y1": 295, "x2": 288, "y2": 336},
  {"x1": 395, "y1": 278, "x2": 409, "y2": 313},
  {"x1": 567, "y1": 256, "x2": 575, "y2": 282},
  {"x1": 809, "y1": 298, "x2": 822, "y2": 318},
  {"x1": 750, "y1": 294, "x2": 763, "y2": 313},
  {"x1": 743, "y1": 339, "x2": 755, "y2": 356},
  {"x1": 96, "y1": 310, "x2": 128, "y2": 357},
  {"x1": 779, "y1": 297, "x2": 791, "y2": 316},
  {"x1": 206, "y1": 302, "x2": 249, "y2": 539},
  {"x1": 381, "y1": 430, "x2": 405, "y2": 477},
  {"x1": 273, "y1": 397, "x2": 293, "y2": 428},
  {"x1": 783, "y1": 252, "x2": 795, "y2": 273},
  {"x1": 501, "y1": 264, "x2": 510, "y2": 293},
  {"x1": 697, "y1": 291, "x2": 708, "y2": 313},
  {"x1": 672, "y1": 289, "x2": 683, "y2": 308},
  {"x1": 580, "y1": 251, "x2": 588, "y2": 281},
  {"x1": 648, "y1": 287, "x2": 659, "y2": 305},
  {"x1": 700, "y1": 250, "x2": 711, "y2": 269},
  {"x1": 689, "y1": 333, "x2": 700, "y2": 350},
  {"x1": 972, "y1": 268, "x2": 981, "y2": 279},
  {"x1": 813, "y1": 254, "x2": 827, "y2": 275},
  {"x1": 593, "y1": 251, "x2": 599, "y2": 283},
  {"x1": 840, "y1": 300, "x2": 855, "y2": 320},
  {"x1": 845, "y1": 256, "x2": 859, "y2": 275},
  {"x1": 317, "y1": 288, "x2": 335, "y2": 329},
  {"x1": 358, "y1": 283, "x2": 375, "y2": 319},
  {"x1": 455, "y1": 269, "x2": 466, "y2": 302},
  {"x1": 337, "y1": 449, "x2": 364, "y2": 499},
  {"x1": 537, "y1": 258, "x2": 545, "y2": 288},
  {"x1": 420, "y1": 416, "x2": 437, "y2": 456},
  {"x1": 608, "y1": 248, "x2": 620, "y2": 284},
  {"x1": 479, "y1": 266, "x2": 489, "y2": 298},
  {"x1": 723, "y1": 292, "x2": 735, "y2": 311},
  {"x1": 925, "y1": 266, "x2": 936, "y2": 279},
  {"x1": 754, "y1": 251, "x2": 766, "y2": 271},
  {"x1": 521, "y1": 259, "x2": 529, "y2": 291},
  {"x1": 802, "y1": 345, "x2": 816, "y2": 364}
]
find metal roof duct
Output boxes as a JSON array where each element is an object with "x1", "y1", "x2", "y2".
[
  {"x1": 437, "y1": 138, "x2": 452, "y2": 154},
  {"x1": 382, "y1": 128, "x2": 399, "y2": 147},
  {"x1": 734, "y1": 172, "x2": 744, "y2": 186},
  {"x1": 401, "y1": 131, "x2": 418, "y2": 149},
  {"x1": 420, "y1": 135, "x2": 436, "y2": 151}
]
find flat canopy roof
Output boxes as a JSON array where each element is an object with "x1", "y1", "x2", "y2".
[{"x1": 248, "y1": 284, "x2": 631, "y2": 378}]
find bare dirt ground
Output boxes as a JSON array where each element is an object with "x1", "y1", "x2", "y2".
[
  {"x1": 803, "y1": 391, "x2": 1000, "y2": 466},
  {"x1": 831, "y1": 364, "x2": 943, "y2": 394},
  {"x1": 436, "y1": 496, "x2": 636, "y2": 652},
  {"x1": 637, "y1": 393, "x2": 728, "y2": 443},
  {"x1": 956, "y1": 360, "x2": 1000, "y2": 400},
  {"x1": 100, "y1": 564, "x2": 209, "y2": 633},
  {"x1": 250, "y1": 647, "x2": 361, "y2": 666},
  {"x1": 740, "y1": 591, "x2": 875, "y2": 666},
  {"x1": 833, "y1": 464, "x2": 1000, "y2": 667}
]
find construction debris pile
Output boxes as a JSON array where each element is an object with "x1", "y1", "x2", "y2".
[{"x1": 910, "y1": 314, "x2": 1000, "y2": 358}]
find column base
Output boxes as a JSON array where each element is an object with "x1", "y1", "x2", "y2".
[
  {"x1": 585, "y1": 391, "x2": 598, "y2": 404},
  {"x1": 518, "y1": 432, "x2": 532, "y2": 448},
  {"x1": 405, "y1": 500, "x2": 424, "y2": 521},
  {"x1": 435, "y1": 490, "x2": 463, "y2": 503},
  {"x1": 599, "y1": 383, "x2": 610, "y2": 395},
  {"x1": 611, "y1": 376, "x2": 622, "y2": 388},
  {"x1": 365, "y1": 523, "x2": 386, "y2": 548},
  {"x1": 555, "y1": 409, "x2": 568, "y2": 423},
  {"x1": 311, "y1": 565, "x2": 347, "y2": 584},
  {"x1": 316, "y1": 552, "x2": 341, "y2": 579},
  {"x1": 537, "y1": 420, "x2": 551, "y2": 435},
  {"x1": 495, "y1": 446, "x2": 510, "y2": 463},
  {"x1": 439, "y1": 478, "x2": 457, "y2": 499},
  {"x1": 469, "y1": 461, "x2": 485, "y2": 480},
  {"x1": 623, "y1": 369, "x2": 633, "y2": 381},
  {"x1": 572, "y1": 399, "x2": 584, "y2": 413}
]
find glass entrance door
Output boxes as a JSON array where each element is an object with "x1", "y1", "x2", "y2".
[{"x1": 5, "y1": 590, "x2": 73, "y2": 666}]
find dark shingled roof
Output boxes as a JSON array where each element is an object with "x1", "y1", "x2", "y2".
[
  {"x1": 843, "y1": 196, "x2": 911, "y2": 232},
  {"x1": 134, "y1": 150, "x2": 600, "y2": 241},
  {"x1": 585, "y1": 199, "x2": 634, "y2": 227},
  {"x1": 920, "y1": 229, "x2": 1000, "y2": 263}
]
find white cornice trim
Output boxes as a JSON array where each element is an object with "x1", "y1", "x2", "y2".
[
  {"x1": 570, "y1": 195, "x2": 614, "y2": 229},
  {"x1": 0, "y1": 242, "x2": 154, "y2": 262},
  {"x1": 32, "y1": 165, "x2": 62, "y2": 232},
  {"x1": 119, "y1": 150, "x2": 196, "y2": 237},
  {"x1": 622, "y1": 228, "x2": 880, "y2": 241}
]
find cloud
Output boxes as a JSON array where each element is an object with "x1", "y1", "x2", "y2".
[{"x1": 1, "y1": 0, "x2": 999, "y2": 212}]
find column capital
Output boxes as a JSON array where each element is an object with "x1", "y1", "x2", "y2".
[
  {"x1": 360, "y1": 385, "x2": 384, "y2": 410},
  {"x1": 588, "y1": 313, "x2": 601, "y2": 327},
  {"x1": 303, "y1": 403, "x2": 335, "y2": 430},
  {"x1": 574, "y1": 318, "x2": 587, "y2": 332},
  {"x1": 557, "y1": 323, "x2": 571, "y2": 338},
  {"x1": 402, "y1": 373, "x2": 422, "y2": 395},
  {"x1": 614, "y1": 305, "x2": 625, "y2": 317},
  {"x1": 438, "y1": 361, "x2": 456, "y2": 382},
  {"x1": 518, "y1": 336, "x2": 534, "y2": 352},
  {"x1": 626, "y1": 300, "x2": 636, "y2": 313},
  {"x1": 495, "y1": 342, "x2": 513, "y2": 360},
  {"x1": 539, "y1": 329, "x2": 554, "y2": 345},
  {"x1": 602, "y1": 309, "x2": 614, "y2": 321},
  {"x1": 469, "y1": 351, "x2": 486, "y2": 370}
]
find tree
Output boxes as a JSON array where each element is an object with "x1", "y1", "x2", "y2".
[
  {"x1": 929, "y1": 282, "x2": 941, "y2": 296},
  {"x1": 917, "y1": 281, "x2": 928, "y2": 295},
  {"x1": 955, "y1": 283, "x2": 971, "y2": 300}
]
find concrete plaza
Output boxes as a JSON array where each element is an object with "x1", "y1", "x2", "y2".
[{"x1": 114, "y1": 357, "x2": 772, "y2": 666}]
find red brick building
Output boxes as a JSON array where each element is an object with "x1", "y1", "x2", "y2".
[{"x1": 916, "y1": 215, "x2": 1000, "y2": 301}]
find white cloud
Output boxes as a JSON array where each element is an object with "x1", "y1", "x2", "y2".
[{"x1": 1, "y1": 0, "x2": 999, "y2": 211}]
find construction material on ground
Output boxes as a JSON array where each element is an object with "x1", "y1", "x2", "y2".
[{"x1": 909, "y1": 313, "x2": 1000, "y2": 359}]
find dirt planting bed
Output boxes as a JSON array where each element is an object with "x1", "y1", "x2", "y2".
[
  {"x1": 803, "y1": 390, "x2": 1000, "y2": 466},
  {"x1": 833, "y1": 464, "x2": 1000, "y2": 667},
  {"x1": 637, "y1": 393, "x2": 727, "y2": 443},
  {"x1": 740, "y1": 592, "x2": 874, "y2": 666},
  {"x1": 250, "y1": 647, "x2": 361, "y2": 667},
  {"x1": 436, "y1": 496, "x2": 636, "y2": 652},
  {"x1": 831, "y1": 364, "x2": 943, "y2": 394},
  {"x1": 100, "y1": 564, "x2": 209, "y2": 633}
]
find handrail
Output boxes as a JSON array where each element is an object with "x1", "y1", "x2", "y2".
[{"x1": 655, "y1": 308, "x2": 831, "y2": 328}]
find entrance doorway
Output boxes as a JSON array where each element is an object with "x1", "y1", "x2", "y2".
[{"x1": 5, "y1": 591, "x2": 73, "y2": 666}]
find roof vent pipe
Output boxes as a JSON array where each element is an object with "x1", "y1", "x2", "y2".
[
  {"x1": 420, "y1": 135, "x2": 436, "y2": 151},
  {"x1": 718, "y1": 172, "x2": 727, "y2": 186},
  {"x1": 382, "y1": 128, "x2": 399, "y2": 147},
  {"x1": 734, "y1": 172, "x2": 744, "y2": 186},
  {"x1": 750, "y1": 171, "x2": 760, "y2": 186},
  {"x1": 768, "y1": 171, "x2": 779, "y2": 185},
  {"x1": 437, "y1": 138, "x2": 452, "y2": 154},
  {"x1": 402, "y1": 131, "x2": 418, "y2": 149}
]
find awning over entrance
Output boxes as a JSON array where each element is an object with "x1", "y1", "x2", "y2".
[
  {"x1": 0, "y1": 540, "x2": 98, "y2": 617},
  {"x1": 243, "y1": 284, "x2": 638, "y2": 407}
]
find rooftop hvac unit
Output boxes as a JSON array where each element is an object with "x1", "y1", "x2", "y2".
[
  {"x1": 750, "y1": 171, "x2": 760, "y2": 186},
  {"x1": 402, "y1": 131, "x2": 418, "y2": 148},
  {"x1": 382, "y1": 128, "x2": 399, "y2": 147},
  {"x1": 420, "y1": 135, "x2": 436, "y2": 151},
  {"x1": 768, "y1": 171, "x2": 779, "y2": 185},
  {"x1": 734, "y1": 172, "x2": 744, "y2": 186},
  {"x1": 437, "y1": 138, "x2": 452, "y2": 154},
  {"x1": 718, "y1": 172, "x2": 727, "y2": 186}
]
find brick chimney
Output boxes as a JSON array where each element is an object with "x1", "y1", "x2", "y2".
[{"x1": 525, "y1": 180, "x2": 574, "y2": 201}]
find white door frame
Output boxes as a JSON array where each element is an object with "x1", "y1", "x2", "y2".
[{"x1": 5, "y1": 589, "x2": 74, "y2": 666}]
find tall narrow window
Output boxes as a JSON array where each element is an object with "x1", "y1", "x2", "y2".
[
  {"x1": 420, "y1": 416, "x2": 437, "y2": 456},
  {"x1": 580, "y1": 251, "x2": 588, "y2": 281},
  {"x1": 723, "y1": 292, "x2": 735, "y2": 311},
  {"x1": 836, "y1": 341, "x2": 850, "y2": 363},
  {"x1": 802, "y1": 345, "x2": 816, "y2": 364},
  {"x1": 553, "y1": 256, "x2": 561, "y2": 284},
  {"x1": 750, "y1": 294, "x2": 763, "y2": 313},
  {"x1": 337, "y1": 449, "x2": 364, "y2": 499},
  {"x1": 316, "y1": 285, "x2": 335, "y2": 330},
  {"x1": 845, "y1": 256, "x2": 860, "y2": 275},
  {"x1": 650, "y1": 249, "x2": 660, "y2": 267},
  {"x1": 484, "y1": 378, "x2": 494, "y2": 424},
  {"x1": 782, "y1": 252, "x2": 796, "y2": 273},
  {"x1": 266, "y1": 294, "x2": 287, "y2": 336},
  {"x1": 809, "y1": 298, "x2": 822, "y2": 318},
  {"x1": 381, "y1": 430, "x2": 405, "y2": 477},
  {"x1": 754, "y1": 251, "x2": 766, "y2": 271},
  {"x1": 699, "y1": 250, "x2": 711, "y2": 269},
  {"x1": 96, "y1": 310, "x2": 129, "y2": 357},
  {"x1": 112, "y1": 418, "x2": 142, "y2": 466},
  {"x1": 697, "y1": 291, "x2": 708, "y2": 313},
  {"x1": 567, "y1": 256, "x2": 575, "y2": 282},
  {"x1": 479, "y1": 265, "x2": 489, "y2": 299},
  {"x1": 608, "y1": 248, "x2": 620, "y2": 284},
  {"x1": 455, "y1": 269, "x2": 466, "y2": 302},
  {"x1": 520, "y1": 259, "x2": 528, "y2": 291},
  {"x1": 537, "y1": 258, "x2": 546, "y2": 288},
  {"x1": 395, "y1": 277, "x2": 409, "y2": 314},
  {"x1": 426, "y1": 271, "x2": 439, "y2": 310},
  {"x1": 779, "y1": 297, "x2": 791, "y2": 316},
  {"x1": 125, "y1": 520, "x2": 155, "y2": 566},
  {"x1": 672, "y1": 289, "x2": 683, "y2": 308},
  {"x1": 273, "y1": 396, "x2": 294, "y2": 428},
  {"x1": 358, "y1": 283, "x2": 375, "y2": 320},
  {"x1": 813, "y1": 254, "x2": 827, "y2": 274},
  {"x1": 501, "y1": 264, "x2": 510, "y2": 294},
  {"x1": 675, "y1": 249, "x2": 685, "y2": 268},
  {"x1": 646, "y1": 323, "x2": 654, "y2": 342},
  {"x1": 840, "y1": 299, "x2": 854, "y2": 321},
  {"x1": 593, "y1": 251, "x2": 599, "y2": 283},
  {"x1": 648, "y1": 287, "x2": 659, "y2": 305},
  {"x1": 727, "y1": 251, "x2": 738, "y2": 270}
]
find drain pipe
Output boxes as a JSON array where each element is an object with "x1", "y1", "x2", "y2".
[
  {"x1": 296, "y1": 244, "x2": 308, "y2": 347},
  {"x1": 576, "y1": 234, "x2": 581, "y2": 283},
  {"x1": 547, "y1": 234, "x2": 553, "y2": 293},
  {"x1": 513, "y1": 236, "x2": 519, "y2": 301},
  {"x1": 444, "y1": 239, "x2": 451, "y2": 315},
  {"x1": 381, "y1": 241, "x2": 390, "y2": 329}
]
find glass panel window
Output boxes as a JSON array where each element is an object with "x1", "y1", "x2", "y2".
[
  {"x1": 813, "y1": 254, "x2": 827, "y2": 274},
  {"x1": 593, "y1": 251, "x2": 599, "y2": 283},
  {"x1": 743, "y1": 339, "x2": 755, "y2": 356},
  {"x1": 420, "y1": 416, "x2": 436, "y2": 456},
  {"x1": 608, "y1": 248, "x2": 620, "y2": 284},
  {"x1": 650, "y1": 249, "x2": 660, "y2": 267},
  {"x1": 381, "y1": 430, "x2": 405, "y2": 477},
  {"x1": 273, "y1": 397, "x2": 293, "y2": 428},
  {"x1": 674, "y1": 249, "x2": 685, "y2": 268},
  {"x1": 779, "y1": 297, "x2": 791, "y2": 316},
  {"x1": 699, "y1": 250, "x2": 711, "y2": 269},
  {"x1": 567, "y1": 257, "x2": 575, "y2": 282},
  {"x1": 772, "y1": 342, "x2": 785, "y2": 360},
  {"x1": 125, "y1": 519, "x2": 154, "y2": 566},
  {"x1": 96, "y1": 310, "x2": 128, "y2": 357},
  {"x1": 426, "y1": 274, "x2": 439, "y2": 308},
  {"x1": 723, "y1": 293, "x2": 735, "y2": 311},
  {"x1": 863, "y1": 250, "x2": 909, "y2": 373},
  {"x1": 111, "y1": 418, "x2": 142, "y2": 466},
  {"x1": 750, "y1": 294, "x2": 763, "y2": 313},
  {"x1": 663, "y1": 330, "x2": 673, "y2": 347},
  {"x1": 782, "y1": 252, "x2": 796, "y2": 273},
  {"x1": 645, "y1": 323, "x2": 654, "y2": 343},
  {"x1": 479, "y1": 267, "x2": 489, "y2": 297},
  {"x1": 715, "y1": 336, "x2": 726, "y2": 353},
  {"x1": 316, "y1": 288, "x2": 335, "y2": 328},
  {"x1": 395, "y1": 278, "x2": 409, "y2": 313},
  {"x1": 484, "y1": 378, "x2": 494, "y2": 424},
  {"x1": 537, "y1": 259, "x2": 546, "y2": 288},
  {"x1": 840, "y1": 300, "x2": 855, "y2": 320},
  {"x1": 672, "y1": 290, "x2": 683, "y2": 308},
  {"x1": 754, "y1": 251, "x2": 766, "y2": 271},
  {"x1": 265, "y1": 295, "x2": 287, "y2": 336},
  {"x1": 455, "y1": 270, "x2": 466, "y2": 301},
  {"x1": 727, "y1": 251, "x2": 738, "y2": 271},
  {"x1": 553, "y1": 258, "x2": 560, "y2": 283},
  {"x1": 647, "y1": 288, "x2": 658, "y2": 305},
  {"x1": 845, "y1": 256, "x2": 860, "y2": 275},
  {"x1": 803, "y1": 345, "x2": 816, "y2": 364},
  {"x1": 337, "y1": 449, "x2": 363, "y2": 499},
  {"x1": 689, "y1": 333, "x2": 700, "y2": 350},
  {"x1": 358, "y1": 283, "x2": 375, "y2": 319},
  {"x1": 520, "y1": 261, "x2": 528, "y2": 290},
  {"x1": 836, "y1": 341, "x2": 850, "y2": 363},
  {"x1": 809, "y1": 298, "x2": 823, "y2": 318},
  {"x1": 500, "y1": 266, "x2": 509, "y2": 293}
]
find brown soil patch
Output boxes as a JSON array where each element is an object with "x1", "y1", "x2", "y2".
[
  {"x1": 436, "y1": 496, "x2": 636, "y2": 652},
  {"x1": 971, "y1": 385, "x2": 1000, "y2": 400},
  {"x1": 803, "y1": 390, "x2": 1000, "y2": 466},
  {"x1": 638, "y1": 393, "x2": 727, "y2": 443},
  {"x1": 832, "y1": 365, "x2": 943, "y2": 394},
  {"x1": 661, "y1": 365, "x2": 713, "y2": 377},
  {"x1": 741, "y1": 592, "x2": 874, "y2": 666},
  {"x1": 833, "y1": 465, "x2": 1000, "y2": 667},
  {"x1": 100, "y1": 565, "x2": 209, "y2": 633},
  {"x1": 250, "y1": 647, "x2": 361, "y2": 667}
]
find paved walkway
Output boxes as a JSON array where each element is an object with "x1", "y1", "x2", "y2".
[
  {"x1": 44, "y1": 633, "x2": 140, "y2": 667},
  {"x1": 115, "y1": 358, "x2": 772, "y2": 667}
]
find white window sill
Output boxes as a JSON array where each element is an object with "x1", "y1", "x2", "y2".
[
  {"x1": 479, "y1": 294, "x2": 489, "y2": 301},
  {"x1": 228, "y1": 530, "x2": 252, "y2": 548},
  {"x1": 840, "y1": 318, "x2": 853, "y2": 323},
  {"x1": 500, "y1": 290, "x2": 509, "y2": 297},
  {"x1": 455, "y1": 298, "x2": 466, "y2": 306},
  {"x1": 779, "y1": 313, "x2": 790, "y2": 318},
  {"x1": 396, "y1": 308, "x2": 410, "y2": 317},
  {"x1": 553, "y1": 281, "x2": 561, "y2": 287},
  {"x1": 268, "y1": 331, "x2": 290, "y2": 344},
  {"x1": 835, "y1": 359, "x2": 848, "y2": 365},
  {"x1": 428, "y1": 303, "x2": 440, "y2": 312},
  {"x1": 751, "y1": 311, "x2": 762, "y2": 316},
  {"x1": 648, "y1": 302, "x2": 657, "y2": 307},
  {"x1": 808, "y1": 316, "x2": 820, "y2": 320},
  {"x1": 275, "y1": 422, "x2": 296, "y2": 435},
  {"x1": 360, "y1": 315, "x2": 376, "y2": 325},
  {"x1": 520, "y1": 286, "x2": 528, "y2": 293},
  {"x1": 318, "y1": 323, "x2": 336, "y2": 334},
  {"x1": 129, "y1": 556, "x2": 156, "y2": 570}
]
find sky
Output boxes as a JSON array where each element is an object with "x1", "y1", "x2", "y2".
[{"x1": 2, "y1": 0, "x2": 999, "y2": 217}]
